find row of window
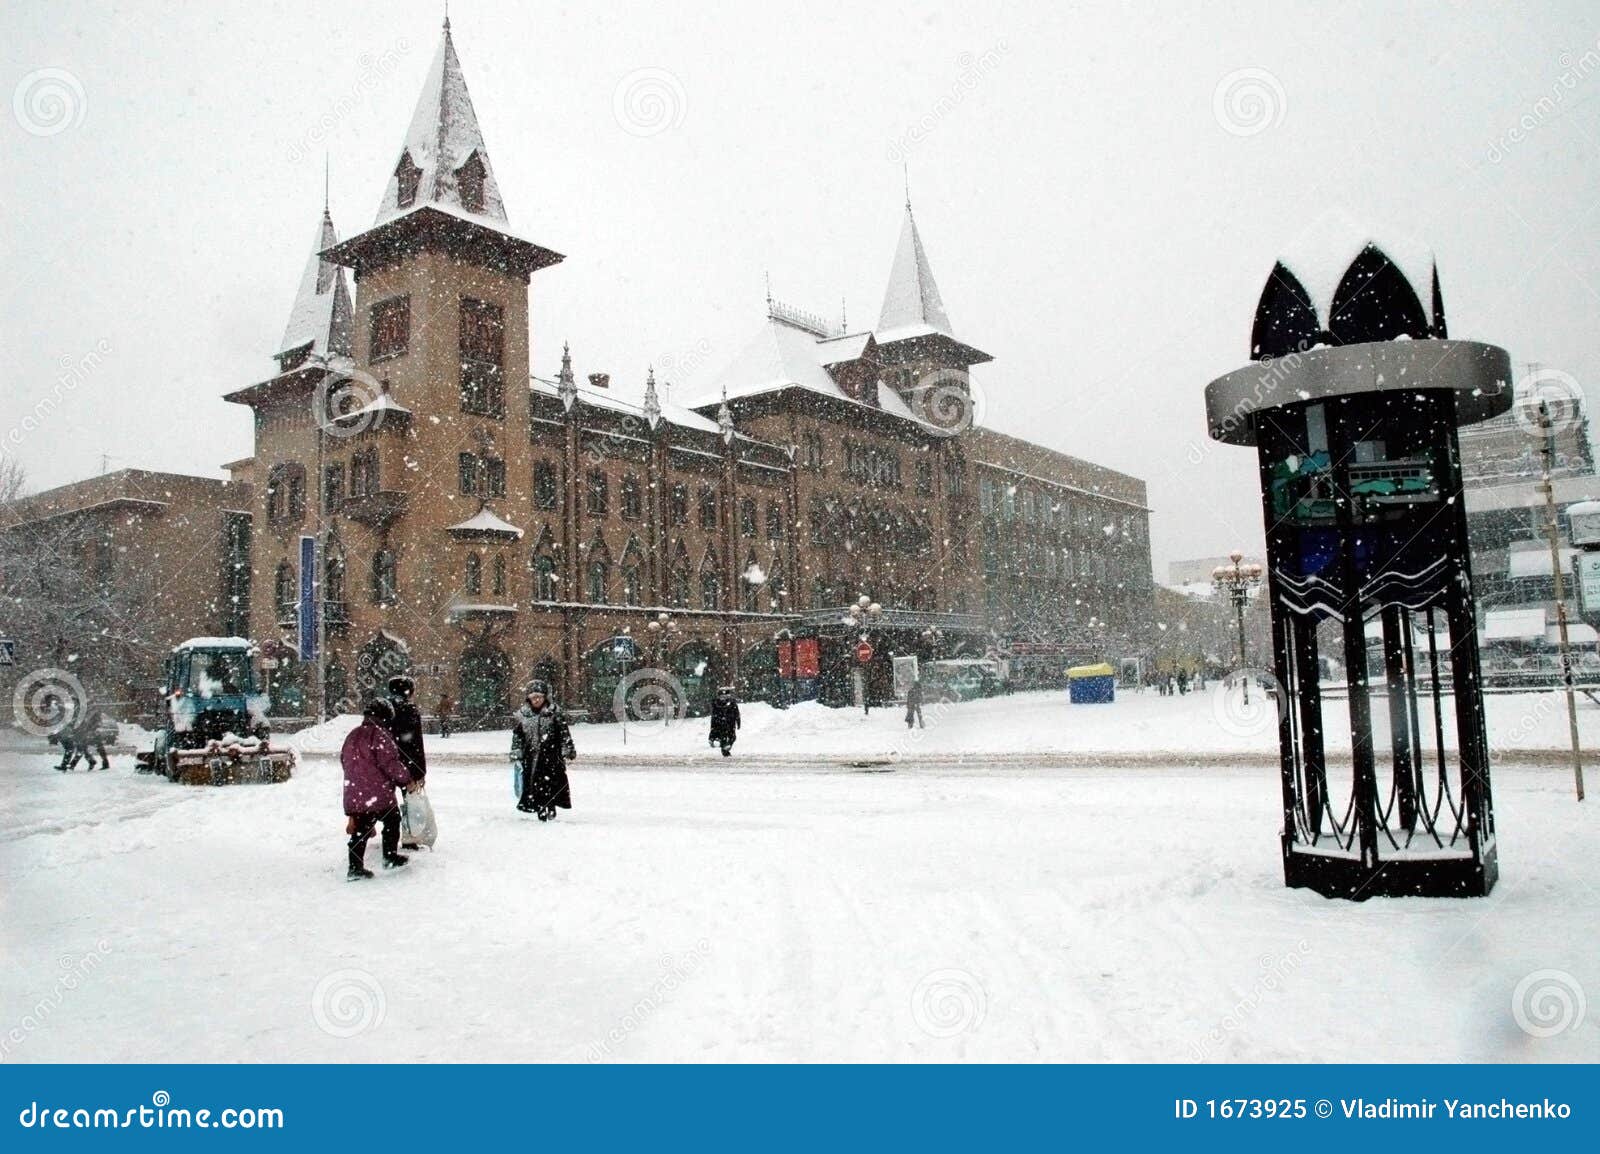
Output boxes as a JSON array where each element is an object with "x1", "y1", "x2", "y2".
[
  {"x1": 273, "y1": 549, "x2": 399, "y2": 622},
  {"x1": 369, "y1": 294, "x2": 506, "y2": 419},
  {"x1": 322, "y1": 450, "x2": 381, "y2": 514},
  {"x1": 977, "y1": 475, "x2": 1143, "y2": 541}
]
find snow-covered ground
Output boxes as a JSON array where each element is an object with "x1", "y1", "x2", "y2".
[{"x1": 2, "y1": 690, "x2": 1596, "y2": 1063}]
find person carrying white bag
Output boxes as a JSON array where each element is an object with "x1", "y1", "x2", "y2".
[{"x1": 384, "y1": 675, "x2": 437, "y2": 850}]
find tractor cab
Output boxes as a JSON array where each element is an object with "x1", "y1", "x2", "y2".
[{"x1": 140, "y1": 638, "x2": 291, "y2": 784}]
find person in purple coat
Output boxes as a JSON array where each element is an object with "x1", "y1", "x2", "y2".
[{"x1": 341, "y1": 699, "x2": 416, "y2": 880}]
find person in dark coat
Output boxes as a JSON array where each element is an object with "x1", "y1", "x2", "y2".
[
  {"x1": 382, "y1": 676, "x2": 428, "y2": 849},
  {"x1": 904, "y1": 678, "x2": 925, "y2": 729},
  {"x1": 60, "y1": 702, "x2": 109, "y2": 771},
  {"x1": 708, "y1": 686, "x2": 741, "y2": 757},
  {"x1": 341, "y1": 699, "x2": 416, "y2": 880},
  {"x1": 510, "y1": 681, "x2": 576, "y2": 821},
  {"x1": 437, "y1": 691, "x2": 454, "y2": 738}
]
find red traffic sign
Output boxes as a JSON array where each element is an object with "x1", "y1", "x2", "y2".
[{"x1": 855, "y1": 641, "x2": 874, "y2": 664}]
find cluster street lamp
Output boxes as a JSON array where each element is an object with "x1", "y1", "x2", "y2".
[
  {"x1": 844, "y1": 594, "x2": 883, "y2": 713},
  {"x1": 1212, "y1": 550, "x2": 1264, "y2": 703}
]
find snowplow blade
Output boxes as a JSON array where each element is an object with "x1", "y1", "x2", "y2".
[{"x1": 167, "y1": 748, "x2": 294, "y2": 786}]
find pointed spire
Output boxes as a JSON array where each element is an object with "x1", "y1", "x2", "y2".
[
  {"x1": 877, "y1": 199, "x2": 953, "y2": 337},
  {"x1": 642, "y1": 367, "x2": 663, "y2": 430},
  {"x1": 717, "y1": 384, "x2": 735, "y2": 443},
  {"x1": 277, "y1": 201, "x2": 353, "y2": 363},
  {"x1": 376, "y1": 19, "x2": 507, "y2": 225},
  {"x1": 558, "y1": 341, "x2": 577, "y2": 412}
]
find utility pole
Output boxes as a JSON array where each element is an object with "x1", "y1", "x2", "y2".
[{"x1": 1539, "y1": 397, "x2": 1585, "y2": 801}]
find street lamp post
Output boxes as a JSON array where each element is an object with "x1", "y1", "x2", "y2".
[
  {"x1": 844, "y1": 594, "x2": 883, "y2": 713},
  {"x1": 1212, "y1": 550, "x2": 1264, "y2": 703},
  {"x1": 645, "y1": 612, "x2": 679, "y2": 726}
]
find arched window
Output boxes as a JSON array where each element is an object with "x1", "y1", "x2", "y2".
[
  {"x1": 620, "y1": 539, "x2": 644, "y2": 607},
  {"x1": 701, "y1": 569, "x2": 721, "y2": 611},
  {"x1": 465, "y1": 553, "x2": 482, "y2": 596},
  {"x1": 274, "y1": 561, "x2": 296, "y2": 622},
  {"x1": 371, "y1": 549, "x2": 398, "y2": 604},
  {"x1": 670, "y1": 542, "x2": 691, "y2": 608},
  {"x1": 739, "y1": 497, "x2": 757, "y2": 537},
  {"x1": 493, "y1": 553, "x2": 507, "y2": 597},
  {"x1": 395, "y1": 151, "x2": 421, "y2": 209},
  {"x1": 587, "y1": 556, "x2": 609, "y2": 604},
  {"x1": 456, "y1": 151, "x2": 486, "y2": 213},
  {"x1": 533, "y1": 553, "x2": 557, "y2": 602}
]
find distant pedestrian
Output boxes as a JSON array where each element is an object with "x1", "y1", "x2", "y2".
[
  {"x1": 905, "y1": 678, "x2": 925, "y2": 729},
  {"x1": 1176, "y1": 670, "x2": 1189, "y2": 696},
  {"x1": 340, "y1": 699, "x2": 416, "y2": 880},
  {"x1": 437, "y1": 691, "x2": 454, "y2": 738},
  {"x1": 709, "y1": 686, "x2": 741, "y2": 757},
  {"x1": 511, "y1": 681, "x2": 576, "y2": 821},
  {"x1": 59, "y1": 701, "x2": 109, "y2": 771}
]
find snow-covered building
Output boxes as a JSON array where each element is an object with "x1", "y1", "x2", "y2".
[{"x1": 202, "y1": 17, "x2": 1153, "y2": 719}]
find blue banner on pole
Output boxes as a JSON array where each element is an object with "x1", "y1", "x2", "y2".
[{"x1": 297, "y1": 535, "x2": 317, "y2": 662}]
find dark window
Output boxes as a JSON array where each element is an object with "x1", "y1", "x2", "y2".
[
  {"x1": 587, "y1": 470, "x2": 609, "y2": 516},
  {"x1": 457, "y1": 152, "x2": 486, "y2": 213},
  {"x1": 493, "y1": 554, "x2": 507, "y2": 597},
  {"x1": 700, "y1": 569, "x2": 720, "y2": 611},
  {"x1": 587, "y1": 557, "x2": 608, "y2": 604},
  {"x1": 670, "y1": 483, "x2": 689, "y2": 526},
  {"x1": 323, "y1": 463, "x2": 345, "y2": 514},
  {"x1": 222, "y1": 514, "x2": 252, "y2": 637},
  {"x1": 534, "y1": 460, "x2": 557, "y2": 510},
  {"x1": 274, "y1": 561, "x2": 296, "y2": 622},
  {"x1": 350, "y1": 449, "x2": 379, "y2": 498},
  {"x1": 459, "y1": 452, "x2": 479, "y2": 496},
  {"x1": 621, "y1": 558, "x2": 641, "y2": 606},
  {"x1": 371, "y1": 549, "x2": 398, "y2": 605},
  {"x1": 739, "y1": 497, "x2": 756, "y2": 537},
  {"x1": 621, "y1": 474, "x2": 642, "y2": 520},
  {"x1": 766, "y1": 501, "x2": 784, "y2": 541},
  {"x1": 670, "y1": 548, "x2": 690, "y2": 607},
  {"x1": 459, "y1": 297, "x2": 505, "y2": 417},
  {"x1": 484, "y1": 457, "x2": 506, "y2": 498},
  {"x1": 370, "y1": 296, "x2": 410, "y2": 361},
  {"x1": 266, "y1": 464, "x2": 306, "y2": 523},
  {"x1": 395, "y1": 151, "x2": 421, "y2": 209},
  {"x1": 917, "y1": 459, "x2": 934, "y2": 496},
  {"x1": 465, "y1": 553, "x2": 482, "y2": 595},
  {"x1": 324, "y1": 554, "x2": 348, "y2": 634},
  {"x1": 533, "y1": 553, "x2": 557, "y2": 601},
  {"x1": 698, "y1": 484, "x2": 718, "y2": 530}
]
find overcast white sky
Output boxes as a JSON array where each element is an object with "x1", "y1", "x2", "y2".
[{"x1": 5, "y1": 0, "x2": 1600, "y2": 575}]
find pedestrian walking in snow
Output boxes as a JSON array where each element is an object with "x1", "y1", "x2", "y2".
[
  {"x1": 1176, "y1": 670, "x2": 1189, "y2": 695},
  {"x1": 384, "y1": 675, "x2": 430, "y2": 850},
  {"x1": 511, "y1": 681, "x2": 575, "y2": 821},
  {"x1": 437, "y1": 691, "x2": 454, "y2": 738},
  {"x1": 59, "y1": 701, "x2": 110, "y2": 771},
  {"x1": 904, "y1": 678, "x2": 925, "y2": 729},
  {"x1": 341, "y1": 699, "x2": 416, "y2": 880},
  {"x1": 709, "y1": 686, "x2": 741, "y2": 757}
]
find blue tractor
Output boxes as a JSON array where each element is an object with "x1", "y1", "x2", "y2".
[{"x1": 137, "y1": 638, "x2": 293, "y2": 784}]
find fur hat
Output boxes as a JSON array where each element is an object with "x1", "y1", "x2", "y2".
[
  {"x1": 387, "y1": 675, "x2": 415, "y2": 698},
  {"x1": 363, "y1": 698, "x2": 395, "y2": 723}
]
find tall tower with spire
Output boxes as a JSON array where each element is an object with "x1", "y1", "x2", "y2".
[{"x1": 873, "y1": 199, "x2": 991, "y2": 410}]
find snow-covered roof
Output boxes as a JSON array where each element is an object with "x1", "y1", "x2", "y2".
[
  {"x1": 1566, "y1": 500, "x2": 1600, "y2": 518},
  {"x1": 877, "y1": 204, "x2": 953, "y2": 337},
  {"x1": 691, "y1": 319, "x2": 923, "y2": 428},
  {"x1": 278, "y1": 209, "x2": 353, "y2": 360},
  {"x1": 816, "y1": 331, "x2": 872, "y2": 365},
  {"x1": 374, "y1": 20, "x2": 508, "y2": 229},
  {"x1": 339, "y1": 390, "x2": 413, "y2": 421},
  {"x1": 1275, "y1": 208, "x2": 1437, "y2": 332},
  {"x1": 1482, "y1": 608, "x2": 1547, "y2": 642},
  {"x1": 446, "y1": 507, "x2": 524, "y2": 538},
  {"x1": 531, "y1": 377, "x2": 719, "y2": 434},
  {"x1": 173, "y1": 637, "x2": 255, "y2": 653},
  {"x1": 1507, "y1": 547, "x2": 1575, "y2": 579}
]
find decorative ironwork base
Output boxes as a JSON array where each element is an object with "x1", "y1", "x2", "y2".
[{"x1": 1282, "y1": 837, "x2": 1498, "y2": 900}]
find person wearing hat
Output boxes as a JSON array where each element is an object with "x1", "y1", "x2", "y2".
[
  {"x1": 383, "y1": 675, "x2": 429, "y2": 849},
  {"x1": 340, "y1": 698, "x2": 417, "y2": 879},
  {"x1": 709, "y1": 686, "x2": 741, "y2": 757},
  {"x1": 510, "y1": 680, "x2": 576, "y2": 820}
]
